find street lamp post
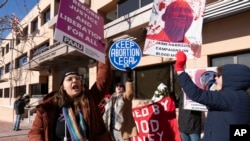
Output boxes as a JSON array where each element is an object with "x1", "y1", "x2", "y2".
[{"x1": 9, "y1": 39, "x2": 14, "y2": 105}]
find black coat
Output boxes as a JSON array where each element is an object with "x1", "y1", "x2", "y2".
[
  {"x1": 178, "y1": 93, "x2": 202, "y2": 134},
  {"x1": 14, "y1": 99, "x2": 25, "y2": 115}
]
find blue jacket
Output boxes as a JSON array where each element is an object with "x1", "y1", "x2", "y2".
[{"x1": 177, "y1": 64, "x2": 250, "y2": 141}]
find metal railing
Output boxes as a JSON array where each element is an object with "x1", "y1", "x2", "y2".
[{"x1": 24, "y1": 96, "x2": 43, "y2": 124}]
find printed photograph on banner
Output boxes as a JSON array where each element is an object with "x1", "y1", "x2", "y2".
[
  {"x1": 143, "y1": 0, "x2": 206, "y2": 59},
  {"x1": 183, "y1": 67, "x2": 217, "y2": 111}
]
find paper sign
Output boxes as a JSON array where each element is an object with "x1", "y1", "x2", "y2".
[
  {"x1": 143, "y1": 0, "x2": 206, "y2": 59},
  {"x1": 54, "y1": 0, "x2": 105, "y2": 63},
  {"x1": 183, "y1": 67, "x2": 217, "y2": 111},
  {"x1": 109, "y1": 39, "x2": 142, "y2": 71}
]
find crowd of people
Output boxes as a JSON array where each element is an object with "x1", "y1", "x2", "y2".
[
  {"x1": 20, "y1": 40, "x2": 250, "y2": 141},
  {"x1": 9, "y1": 0, "x2": 250, "y2": 140},
  {"x1": 25, "y1": 39, "x2": 137, "y2": 141},
  {"x1": 10, "y1": 38, "x2": 249, "y2": 141}
]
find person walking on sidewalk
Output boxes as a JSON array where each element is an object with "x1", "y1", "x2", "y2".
[{"x1": 13, "y1": 94, "x2": 25, "y2": 131}]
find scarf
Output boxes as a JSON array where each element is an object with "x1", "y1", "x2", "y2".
[{"x1": 63, "y1": 107, "x2": 87, "y2": 141}]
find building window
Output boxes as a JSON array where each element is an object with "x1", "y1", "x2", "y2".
[
  {"x1": 118, "y1": 0, "x2": 139, "y2": 18},
  {"x1": 135, "y1": 64, "x2": 173, "y2": 99},
  {"x1": 23, "y1": 26, "x2": 28, "y2": 37},
  {"x1": 30, "y1": 83, "x2": 48, "y2": 97},
  {"x1": 14, "y1": 85, "x2": 26, "y2": 98},
  {"x1": 55, "y1": 0, "x2": 61, "y2": 16},
  {"x1": 0, "y1": 67, "x2": 4, "y2": 76},
  {"x1": 101, "y1": 0, "x2": 153, "y2": 24},
  {"x1": 6, "y1": 43, "x2": 9, "y2": 54},
  {"x1": 5, "y1": 63, "x2": 12, "y2": 73},
  {"x1": 31, "y1": 17, "x2": 38, "y2": 33},
  {"x1": 0, "y1": 89, "x2": 3, "y2": 98},
  {"x1": 141, "y1": 0, "x2": 153, "y2": 7},
  {"x1": 41, "y1": 7, "x2": 51, "y2": 25},
  {"x1": 1, "y1": 47, "x2": 4, "y2": 56},
  {"x1": 16, "y1": 54, "x2": 28, "y2": 68},
  {"x1": 32, "y1": 41, "x2": 50, "y2": 58},
  {"x1": 4, "y1": 88, "x2": 9, "y2": 98},
  {"x1": 16, "y1": 38, "x2": 20, "y2": 45},
  {"x1": 210, "y1": 52, "x2": 250, "y2": 67},
  {"x1": 117, "y1": 0, "x2": 153, "y2": 18},
  {"x1": 111, "y1": 64, "x2": 174, "y2": 100}
]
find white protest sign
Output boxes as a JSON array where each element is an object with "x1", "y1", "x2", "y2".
[{"x1": 183, "y1": 67, "x2": 217, "y2": 111}]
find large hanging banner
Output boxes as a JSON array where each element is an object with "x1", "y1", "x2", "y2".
[
  {"x1": 143, "y1": 0, "x2": 206, "y2": 59},
  {"x1": 131, "y1": 96, "x2": 181, "y2": 141}
]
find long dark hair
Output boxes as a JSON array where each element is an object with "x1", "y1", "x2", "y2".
[{"x1": 54, "y1": 84, "x2": 89, "y2": 114}]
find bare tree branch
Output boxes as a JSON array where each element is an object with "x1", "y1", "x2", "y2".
[{"x1": 0, "y1": 0, "x2": 8, "y2": 8}]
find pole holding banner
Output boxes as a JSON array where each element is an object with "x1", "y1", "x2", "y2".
[{"x1": 109, "y1": 39, "x2": 142, "y2": 71}]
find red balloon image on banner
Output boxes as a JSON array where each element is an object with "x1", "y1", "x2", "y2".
[{"x1": 131, "y1": 96, "x2": 181, "y2": 141}]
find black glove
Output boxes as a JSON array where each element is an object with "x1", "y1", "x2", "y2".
[{"x1": 125, "y1": 67, "x2": 133, "y2": 82}]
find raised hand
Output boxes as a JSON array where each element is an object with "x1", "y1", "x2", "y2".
[
  {"x1": 125, "y1": 67, "x2": 133, "y2": 82},
  {"x1": 100, "y1": 39, "x2": 112, "y2": 55},
  {"x1": 175, "y1": 51, "x2": 187, "y2": 71}
]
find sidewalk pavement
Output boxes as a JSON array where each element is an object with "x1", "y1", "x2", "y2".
[{"x1": 0, "y1": 120, "x2": 30, "y2": 141}]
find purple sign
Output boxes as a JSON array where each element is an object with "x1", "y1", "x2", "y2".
[{"x1": 54, "y1": 0, "x2": 105, "y2": 63}]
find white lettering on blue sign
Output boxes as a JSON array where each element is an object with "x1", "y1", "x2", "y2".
[{"x1": 109, "y1": 39, "x2": 142, "y2": 71}]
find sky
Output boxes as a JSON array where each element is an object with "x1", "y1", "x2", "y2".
[{"x1": 0, "y1": 0, "x2": 38, "y2": 38}]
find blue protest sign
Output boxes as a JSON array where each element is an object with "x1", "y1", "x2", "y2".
[{"x1": 109, "y1": 39, "x2": 142, "y2": 71}]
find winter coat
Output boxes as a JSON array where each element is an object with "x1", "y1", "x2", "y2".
[
  {"x1": 178, "y1": 92, "x2": 202, "y2": 134},
  {"x1": 28, "y1": 57, "x2": 112, "y2": 141},
  {"x1": 14, "y1": 99, "x2": 25, "y2": 115},
  {"x1": 102, "y1": 82, "x2": 138, "y2": 139},
  {"x1": 177, "y1": 64, "x2": 250, "y2": 141}
]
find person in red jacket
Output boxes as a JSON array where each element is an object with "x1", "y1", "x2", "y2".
[{"x1": 28, "y1": 39, "x2": 113, "y2": 141}]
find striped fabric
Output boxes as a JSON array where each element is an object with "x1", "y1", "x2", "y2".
[{"x1": 62, "y1": 107, "x2": 87, "y2": 141}]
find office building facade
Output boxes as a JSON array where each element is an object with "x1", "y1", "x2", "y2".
[{"x1": 0, "y1": 0, "x2": 249, "y2": 122}]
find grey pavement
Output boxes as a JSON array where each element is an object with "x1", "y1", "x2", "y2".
[{"x1": 0, "y1": 120, "x2": 30, "y2": 141}]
